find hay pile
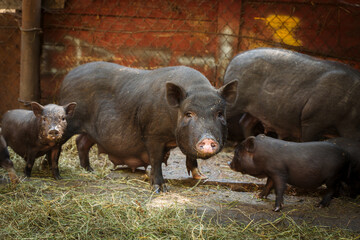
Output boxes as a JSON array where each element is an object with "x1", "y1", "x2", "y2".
[{"x1": 0, "y1": 137, "x2": 358, "y2": 239}]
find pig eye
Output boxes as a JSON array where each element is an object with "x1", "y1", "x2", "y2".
[
  {"x1": 41, "y1": 117, "x2": 46, "y2": 122},
  {"x1": 217, "y1": 112, "x2": 224, "y2": 118},
  {"x1": 61, "y1": 116, "x2": 66, "y2": 121},
  {"x1": 185, "y1": 112, "x2": 194, "y2": 118}
]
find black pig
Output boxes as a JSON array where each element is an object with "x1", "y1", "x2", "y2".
[
  {"x1": 59, "y1": 62, "x2": 237, "y2": 192},
  {"x1": 1, "y1": 102, "x2": 76, "y2": 179},
  {"x1": 0, "y1": 128, "x2": 18, "y2": 183},
  {"x1": 229, "y1": 135, "x2": 349, "y2": 211},
  {"x1": 326, "y1": 138, "x2": 360, "y2": 197},
  {"x1": 224, "y1": 48, "x2": 360, "y2": 141}
]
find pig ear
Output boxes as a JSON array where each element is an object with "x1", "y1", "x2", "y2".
[
  {"x1": 63, "y1": 102, "x2": 77, "y2": 117},
  {"x1": 31, "y1": 102, "x2": 44, "y2": 118},
  {"x1": 218, "y1": 80, "x2": 238, "y2": 105},
  {"x1": 165, "y1": 82, "x2": 186, "y2": 108},
  {"x1": 244, "y1": 136, "x2": 256, "y2": 153}
]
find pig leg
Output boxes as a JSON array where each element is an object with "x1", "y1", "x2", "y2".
[
  {"x1": 146, "y1": 141, "x2": 167, "y2": 193},
  {"x1": 318, "y1": 180, "x2": 340, "y2": 208},
  {"x1": 5, "y1": 166, "x2": 19, "y2": 184},
  {"x1": 258, "y1": 177, "x2": 274, "y2": 198},
  {"x1": 163, "y1": 148, "x2": 171, "y2": 166},
  {"x1": 0, "y1": 156, "x2": 19, "y2": 184},
  {"x1": 186, "y1": 156, "x2": 207, "y2": 180},
  {"x1": 272, "y1": 175, "x2": 287, "y2": 212},
  {"x1": 42, "y1": 152, "x2": 52, "y2": 170},
  {"x1": 49, "y1": 146, "x2": 62, "y2": 180},
  {"x1": 239, "y1": 113, "x2": 260, "y2": 138},
  {"x1": 226, "y1": 114, "x2": 246, "y2": 142},
  {"x1": 76, "y1": 134, "x2": 94, "y2": 172},
  {"x1": 24, "y1": 153, "x2": 36, "y2": 178}
]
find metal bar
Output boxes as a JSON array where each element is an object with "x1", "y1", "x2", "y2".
[{"x1": 19, "y1": 0, "x2": 42, "y2": 107}]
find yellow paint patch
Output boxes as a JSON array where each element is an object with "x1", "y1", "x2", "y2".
[{"x1": 256, "y1": 14, "x2": 302, "y2": 46}]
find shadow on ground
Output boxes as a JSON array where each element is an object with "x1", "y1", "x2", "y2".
[{"x1": 108, "y1": 147, "x2": 360, "y2": 232}]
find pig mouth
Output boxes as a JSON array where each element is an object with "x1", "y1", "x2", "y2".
[
  {"x1": 196, "y1": 151, "x2": 218, "y2": 159},
  {"x1": 47, "y1": 134, "x2": 62, "y2": 141},
  {"x1": 40, "y1": 134, "x2": 63, "y2": 145}
]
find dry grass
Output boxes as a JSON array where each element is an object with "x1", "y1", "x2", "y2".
[{"x1": 0, "y1": 136, "x2": 359, "y2": 239}]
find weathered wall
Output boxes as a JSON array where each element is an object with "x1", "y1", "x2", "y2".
[
  {"x1": 0, "y1": 0, "x2": 359, "y2": 115},
  {"x1": 0, "y1": 11, "x2": 20, "y2": 116},
  {"x1": 40, "y1": 0, "x2": 360, "y2": 104}
]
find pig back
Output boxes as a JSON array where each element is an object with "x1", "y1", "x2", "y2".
[
  {"x1": 1, "y1": 110, "x2": 38, "y2": 156},
  {"x1": 224, "y1": 48, "x2": 360, "y2": 140},
  {"x1": 59, "y1": 62, "x2": 215, "y2": 156}
]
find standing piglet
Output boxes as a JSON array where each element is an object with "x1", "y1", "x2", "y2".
[
  {"x1": 0, "y1": 128, "x2": 18, "y2": 183},
  {"x1": 1, "y1": 102, "x2": 76, "y2": 179},
  {"x1": 326, "y1": 138, "x2": 360, "y2": 197},
  {"x1": 229, "y1": 135, "x2": 349, "y2": 211}
]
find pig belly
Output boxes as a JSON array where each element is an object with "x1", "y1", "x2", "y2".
[
  {"x1": 97, "y1": 143, "x2": 149, "y2": 170},
  {"x1": 107, "y1": 152, "x2": 150, "y2": 172},
  {"x1": 286, "y1": 170, "x2": 326, "y2": 189}
]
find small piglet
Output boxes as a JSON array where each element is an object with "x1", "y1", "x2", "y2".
[
  {"x1": 326, "y1": 138, "x2": 360, "y2": 197},
  {"x1": 229, "y1": 134, "x2": 349, "y2": 211},
  {"x1": 1, "y1": 102, "x2": 76, "y2": 179},
  {"x1": 0, "y1": 128, "x2": 19, "y2": 183}
]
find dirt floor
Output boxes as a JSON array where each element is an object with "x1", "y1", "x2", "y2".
[
  {"x1": 2, "y1": 145, "x2": 360, "y2": 234},
  {"x1": 106, "y1": 147, "x2": 360, "y2": 232}
]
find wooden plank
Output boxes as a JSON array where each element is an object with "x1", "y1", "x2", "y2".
[
  {"x1": 60, "y1": 0, "x2": 218, "y2": 20},
  {"x1": 0, "y1": 0, "x2": 65, "y2": 9},
  {"x1": 43, "y1": 14, "x2": 217, "y2": 34}
]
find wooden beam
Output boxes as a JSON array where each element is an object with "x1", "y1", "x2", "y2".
[
  {"x1": 0, "y1": 0, "x2": 65, "y2": 9},
  {"x1": 19, "y1": 0, "x2": 41, "y2": 106}
]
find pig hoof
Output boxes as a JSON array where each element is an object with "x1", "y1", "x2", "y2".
[
  {"x1": 54, "y1": 175, "x2": 62, "y2": 180},
  {"x1": 153, "y1": 184, "x2": 161, "y2": 194},
  {"x1": 153, "y1": 184, "x2": 168, "y2": 193},
  {"x1": 257, "y1": 194, "x2": 266, "y2": 199},
  {"x1": 191, "y1": 169, "x2": 208, "y2": 180},
  {"x1": 10, "y1": 177, "x2": 20, "y2": 184},
  {"x1": 193, "y1": 173, "x2": 208, "y2": 180},
  {"x1": 85, "y1": 166, "x2": 94, "y2": 172},
  {"x1": 162, "y1": 184, "x2": 169, "y2": 193},
  {"x1": 7, "y1": 169, "x2": 19, "y2": 184},
  {"x1": 9, "y1": 175, "x2": 19, "y2": 184},
  {"x1": 273, "y1": 206, "x2": 281, "y2": 212},
  {"x1": 317, "y1": 202, "x2": 329, "y2": 208}
]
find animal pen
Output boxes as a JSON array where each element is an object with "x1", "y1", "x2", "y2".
[
  {"x1": 0, "y1": 0, "x2": 359, "y2": 116},
  {"x1": 0, "y1": 1, "x2": 360, "y2": 238}
]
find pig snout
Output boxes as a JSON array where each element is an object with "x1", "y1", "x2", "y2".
[
  {"x1": 49, "y1": 129, "x2": 59, "y2": 137},
  {"x1": 196, "y1": 135, "x2": 219, "y2": 158},
  {"x1": 47, "y1": 126, "x2": 62, "y2": 140}
]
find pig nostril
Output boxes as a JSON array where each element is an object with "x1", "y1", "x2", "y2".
[
  {"x1": 196, "y1": 138, "x2": 219, "y2": 154},
  {"x1": 49, "y1": 130, "x2": 59, "y2": 136}
]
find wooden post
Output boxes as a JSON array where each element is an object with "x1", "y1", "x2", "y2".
[{"x1": 19, "y1": 0, "x2": 41, "y2": 107}]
